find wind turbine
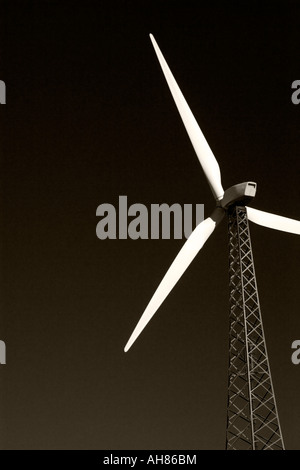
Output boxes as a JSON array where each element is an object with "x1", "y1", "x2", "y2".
[{"x1": 124, "y1": 34, "x2": 300, "y2": 450}]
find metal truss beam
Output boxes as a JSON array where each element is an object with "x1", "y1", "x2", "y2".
[{"x1": 226, "y1": 205, "x2": 284, "y2": 450}]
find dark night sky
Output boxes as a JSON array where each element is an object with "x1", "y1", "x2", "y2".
[{"x1": 0, "y1": 0, "x2": 299, "y2": 450}]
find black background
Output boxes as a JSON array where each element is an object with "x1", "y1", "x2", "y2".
[{"x1": 0, "y1": 0, "x2": 299, "y2": 450}]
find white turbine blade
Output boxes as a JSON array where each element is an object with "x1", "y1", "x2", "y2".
[
  {"x1": 150, "y1": 34, "x2": 224, "y2": 201},
  {"x1": 247, "y1": 207, "x2": 300, "y2": 235},
  {"x1": 124, "y1": 208, "x2": 224, "y2": 352}
]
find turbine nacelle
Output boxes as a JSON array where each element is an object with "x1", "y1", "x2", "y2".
[{"x1": 220, "y1": 182, "x2": 257, "y2": 209}]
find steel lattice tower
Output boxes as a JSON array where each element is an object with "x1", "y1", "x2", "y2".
[{"x1": 226, "y1": 205, "x2": 284, "y2": 450}]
